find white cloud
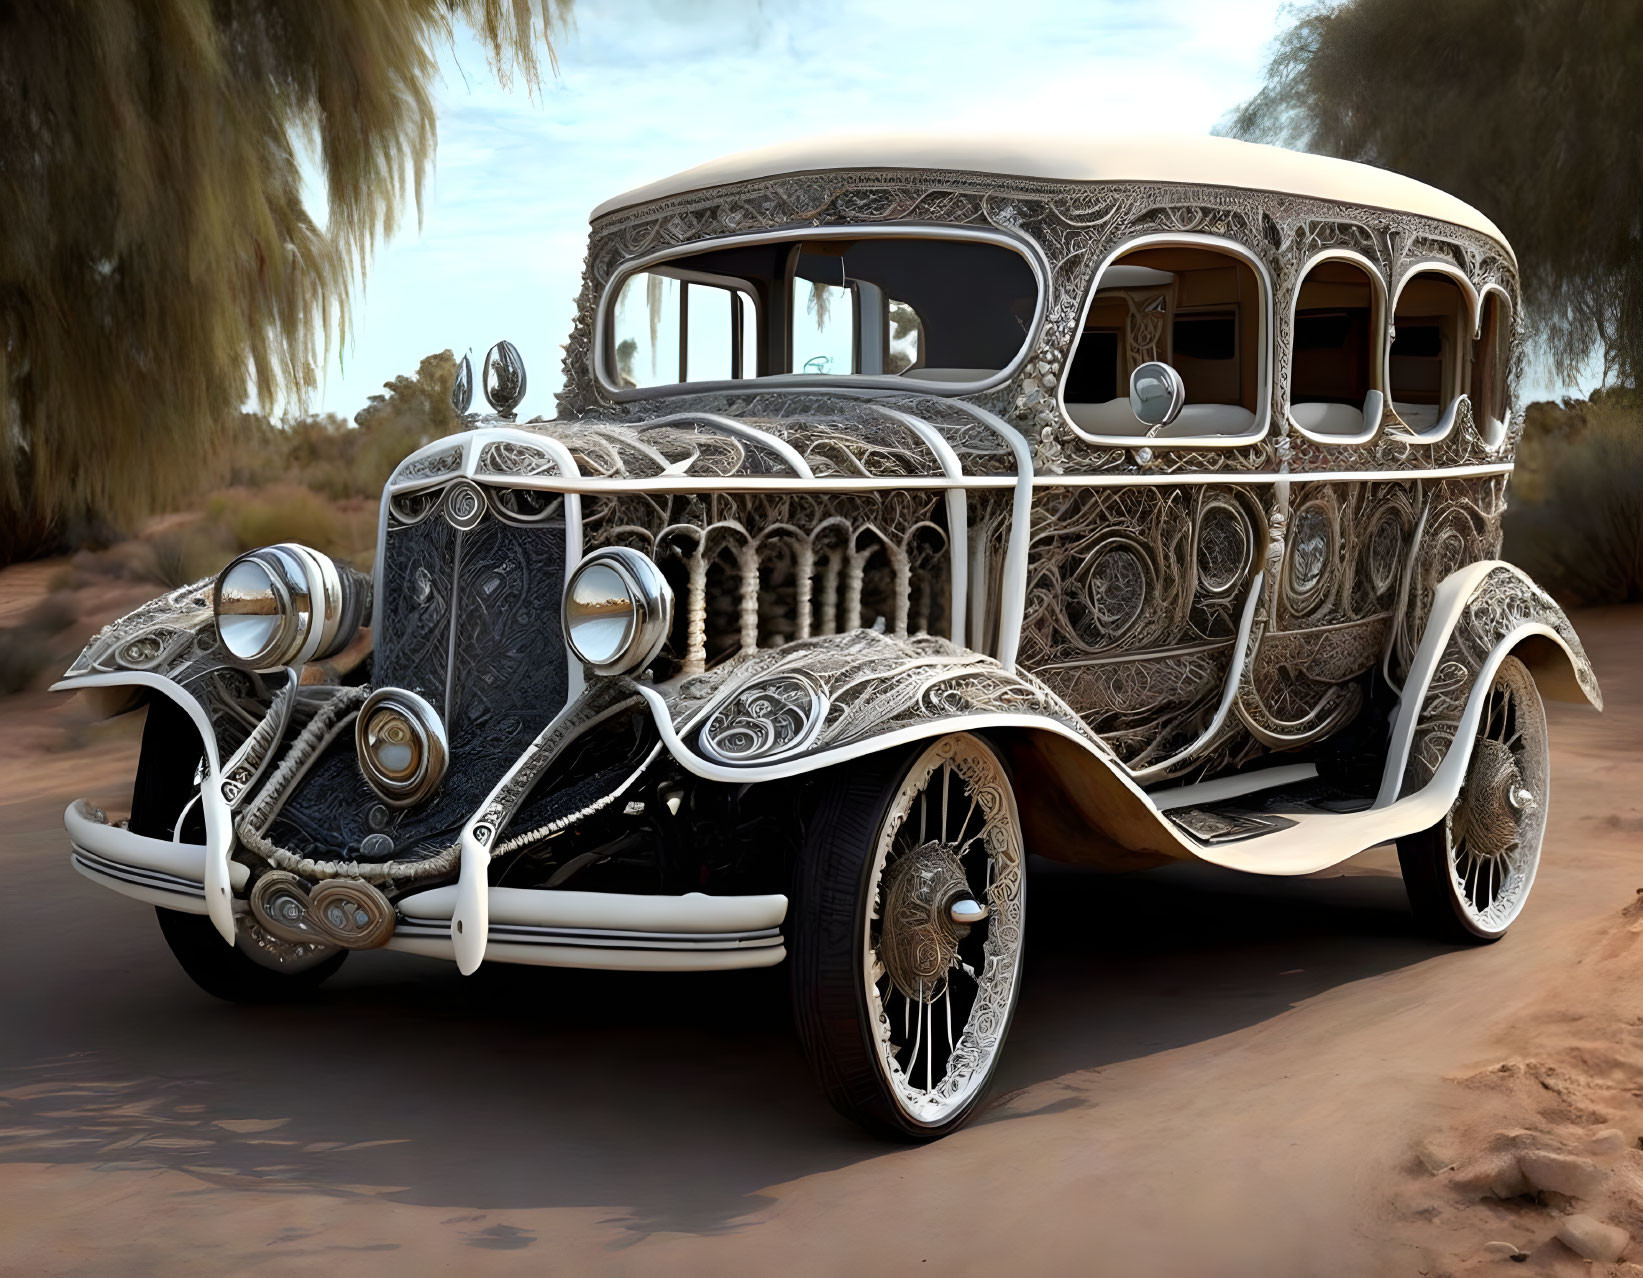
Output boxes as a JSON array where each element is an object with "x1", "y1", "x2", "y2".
[{"x1": 314, "y1": 0, "x2": 1294, "y2": 420}]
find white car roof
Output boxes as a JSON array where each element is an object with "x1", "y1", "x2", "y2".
[{"x1": 591, "y1": 132, "x2": 1509, "y2": 252}]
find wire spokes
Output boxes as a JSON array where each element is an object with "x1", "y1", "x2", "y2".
[{"x1": 866, "y1": 740, "x2": 1021, "y2": 1117}]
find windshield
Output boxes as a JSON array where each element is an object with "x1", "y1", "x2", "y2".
[{"x1": 604, "y1": 233, "x2": 1037, "y2": 392}]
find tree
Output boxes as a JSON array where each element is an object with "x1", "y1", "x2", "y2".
[
  {"x1": 0, "y1": 0, "x2": 566, "y2": 563},
  {"x1": 1223, "y1": 0, "x2": 1643, "y2": 389}
]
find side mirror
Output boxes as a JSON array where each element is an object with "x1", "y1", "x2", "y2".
[{"x1": 1130, "y1": 361, "x2": 1186, "y2": 430}]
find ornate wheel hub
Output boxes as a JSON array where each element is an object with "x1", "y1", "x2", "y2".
[
  {"x1": 1444, "y1": 658, "x2": 1550, "y2": 933},
  {"x1": 879, "y1": 840, "x2": 976, "y2": 1001},
  {"x1": 1458, "y1": 738, "x2": 1530, "y2": 861},
  {"x1": 863, "y1": 734, "x2": 1024, "y2": 1126}
]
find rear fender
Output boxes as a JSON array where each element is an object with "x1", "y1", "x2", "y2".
[{"x1": 1379, "y1": 560, "x2": 1601, "y2": 805}]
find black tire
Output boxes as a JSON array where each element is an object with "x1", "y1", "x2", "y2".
[
  {"x1": 154, "y1": 905, "x2": 346, "y2": 1003},
  {"x1": 131, "y1": 695, "x2": 347, "y2": 1001},
  {"x1": 1396, "y1": 655, "x2": 1550, "y2": 945},
  {"x1": 1397, "y1": 822, "x2": 1492, "y2": 945},
  {"x1": 790, "y1": 733, "x2": 1025, "y2": 1142}
]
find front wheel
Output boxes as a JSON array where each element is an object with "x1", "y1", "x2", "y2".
[
  {"x1": 790, "y1": 733, "x2": 1026, "y2": 1141},
  {"x1": 1397, "y1": 654, "x2": 1550, "y2": 943},
  {"x1": 156, "y1": 907, "x2": 348, "y2": 1003},
  {"x1": 131, "y1": 695, "x2": 347, "y2": 1002}
]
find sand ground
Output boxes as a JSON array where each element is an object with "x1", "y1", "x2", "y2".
[{"x1": 0, "y1": 609, "x2": 1638, "y2": 1277}]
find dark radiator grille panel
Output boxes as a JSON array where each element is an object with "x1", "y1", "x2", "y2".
[{"x1": 269, "y1": 489, "x2": 568, "y2": 865}]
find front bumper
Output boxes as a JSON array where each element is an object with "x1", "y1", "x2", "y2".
[{"x1": 65, "y1": 800, "x2": 787, "y2": 972}]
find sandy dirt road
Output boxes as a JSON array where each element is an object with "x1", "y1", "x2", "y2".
[{"x1": 1, "y1": 611, "x2": 1638, "y2": 1277}]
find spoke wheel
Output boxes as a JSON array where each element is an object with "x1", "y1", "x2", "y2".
[
  {"x1": 791, "y1": 733, "x2": 1025, "y2": 1140},
  {"x1": 1398, "y1": 655, "x2": 1549, "y2": 943}
]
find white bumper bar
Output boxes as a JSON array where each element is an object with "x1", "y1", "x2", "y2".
[
  {"x1": 66, "y1": 799, "x2": 247, "y2": 914},
  {"x1": 65, "y1": 799, "x2": 787, "y2": 972},
  {"x1": 390, "y1": 885, "x2": 788, "y2": 972}
]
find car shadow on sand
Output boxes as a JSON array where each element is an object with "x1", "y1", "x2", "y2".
[{"x1": 0, "y1": 848, "x2": 1448, "y2": 1243}]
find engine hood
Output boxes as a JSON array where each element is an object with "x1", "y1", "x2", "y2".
[{"x1": 385, "y1": 389, "x2": 1026, "y2": 494}]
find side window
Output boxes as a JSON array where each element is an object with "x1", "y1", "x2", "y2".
[
  {"x1": 1063, "y1": 245, "x2": 1263, "y2": 440},
  {"x1": 1470, "y1": 291, "x2": 1511, "y2": 441},
  {"x1": 1289, "y1": 258, "x2": 1380, "y2": 438},
  {"x1": 1389, "y1": 270, "x2": 1470, "y2": 435},
  {"x1": 610, "y1": 271, "x2": 756, "y2": 389}
]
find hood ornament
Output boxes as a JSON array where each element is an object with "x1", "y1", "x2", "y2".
[
  {"x1": 483, "y1": 340, "x2": 527, "y2": 419},
  {"x1": 451, "y1": 352, "x2": 474, "y2": 416}
]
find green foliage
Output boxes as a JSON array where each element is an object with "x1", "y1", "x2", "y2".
[
  {"x1": 1505, "y1": 390, "x2": 1643, "y2": 606},
  {"x1": 1224, "y1": 0, "x2": 1643, "y2": 386},
  {"x1": 0, "y1": 0, "x2": 566, "y2": 564},
  {"x1": 213, "y1": 349, "x2": 460, "y2": 502}
]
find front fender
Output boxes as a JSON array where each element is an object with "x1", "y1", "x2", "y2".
[
  {"x1": 1379, "y1": 560, "x2": 1601, "y2": 806},
  {"x1": 51, "y1": 576, "x2": 297, "y2": 806},
  {"x1": 634, "y1": 629, "x2": 1108, "y2": 778},
  {"x1": 51, "y1": 578, "x2": 299, "y2": 945},
  {"x1": 632, "y1": 629, "x2": 1198, "y2": 872}
]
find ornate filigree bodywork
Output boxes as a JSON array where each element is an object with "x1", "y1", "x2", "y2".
[
  {"x1": 1017, "y1": 484, "x2": 1261, "y2": 769},
  {"x1": 676, "y1": 629, "x2": 1106, "y2": 767},
  {"x1": 1389, "y1": 475, "x2": 1509, "y2": 688},
  {"x1": 63, "y1": 578, "x2": 277, "y2": 791},
  {"x1": 561, "y1": 166, "x2": 1520, "y2": 480},
  {"x1": 65, "y1": 149, "x2": 1587, "y2": 915},
  {"x1": 585, "y1": 488, "x2": 956, "y2": 676}
]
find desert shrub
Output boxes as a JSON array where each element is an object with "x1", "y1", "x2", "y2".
[
  {"x1": 207, "y1": 485, "x2": 344, "y2": 556},
  {"x1": 25, "y1": 591, "x2": 78, "y2": 635},
  {"x1": 0, "y1": 592, "x2": 77, "y2": 695},
  {"x1": 210, "y1": 351, "x2": 459, "y2": 501},
  {"x1": 0, "y1": 626, "x2": 54, "y2": 695},
  {"x1": 140, "y1": 525, "x2": 237, "y2": 589},
  {"x1": 1505, "y1": 391, "x2": 1643, "y2": 605}
]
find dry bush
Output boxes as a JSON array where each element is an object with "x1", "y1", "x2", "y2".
[
  {"x1": 139, "y1": 525, "x2": 238, "y2": 590},
  {"x1": 210, "y1": 350, "x2": 459, "y2": 502},
  {"x1": 0, "y1": 590, "x2": 79, "y2": 695},
  {"x1": 1505, "y1": 392, "x2": 1643, "y2": 606},
  {"x1": 207, "y1": 486, "x2": 344, "y2": 558},
  {"x1": 0, "y1": 628, "x2": 54, "y2": 696}
]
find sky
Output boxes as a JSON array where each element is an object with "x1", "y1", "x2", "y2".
[{"x1": 309, "y1": 0, "x2": 1578, "y2": 421}]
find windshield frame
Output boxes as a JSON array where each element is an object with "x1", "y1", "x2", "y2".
[{"x1": 592, "y1": 223, "x2": 1049, "y2": 403}]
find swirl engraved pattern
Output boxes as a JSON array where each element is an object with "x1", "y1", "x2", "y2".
[
  {"x1": 62, "y1": 578, "x2": 276, "y2": 771},
  {"x1": 661, "y1": 629, "x2": 1106, "y2": 767}
]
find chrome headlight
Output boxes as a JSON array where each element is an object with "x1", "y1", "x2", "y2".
[
  {"x1": 562, "y1": 548, "x2": 673, "y2": 676},
  {"x1": 213, "y1": 543, "x2": 369, "y2": 672},
  {"x1": 355, "y1": 687, "x2": 448, "y2": 808}
]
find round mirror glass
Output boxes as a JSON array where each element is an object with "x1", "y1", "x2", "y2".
[
  {"x1": 1130, "y1": 361, "x2": 1186, "y2": 429},
  {"x1": 216, "y1": 557, "x2": 285, "y2": 664},
  {"x1": 565, "y1": 562, "x2": 636, "y2": 666}
]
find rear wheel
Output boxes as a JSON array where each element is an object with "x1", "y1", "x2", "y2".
[
  {"x1": 1397, "y1": 655, "x2": 1549, "y2": 943},
  {"x1": 131, "y1": 695, "x2": 347, "y2": 1001},
  {"x1": 790, "y1": 733, "x2": 1026, "y2": 1141}
]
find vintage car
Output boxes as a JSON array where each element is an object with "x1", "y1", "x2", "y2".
[{"x1": 58, "y1": 134, "x2": 1601, "y2": 1140}]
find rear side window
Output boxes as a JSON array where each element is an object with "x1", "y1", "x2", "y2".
[
  {"x1": 1390, "y1": 270, "x2": 1470, "y2": 435},
  {"x1": 1288, "y1": 258, "x2": 1380, "y2": 438},
  {"x1": 1062, "y1": 244, "x2": 1265, "y2": 441}
]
